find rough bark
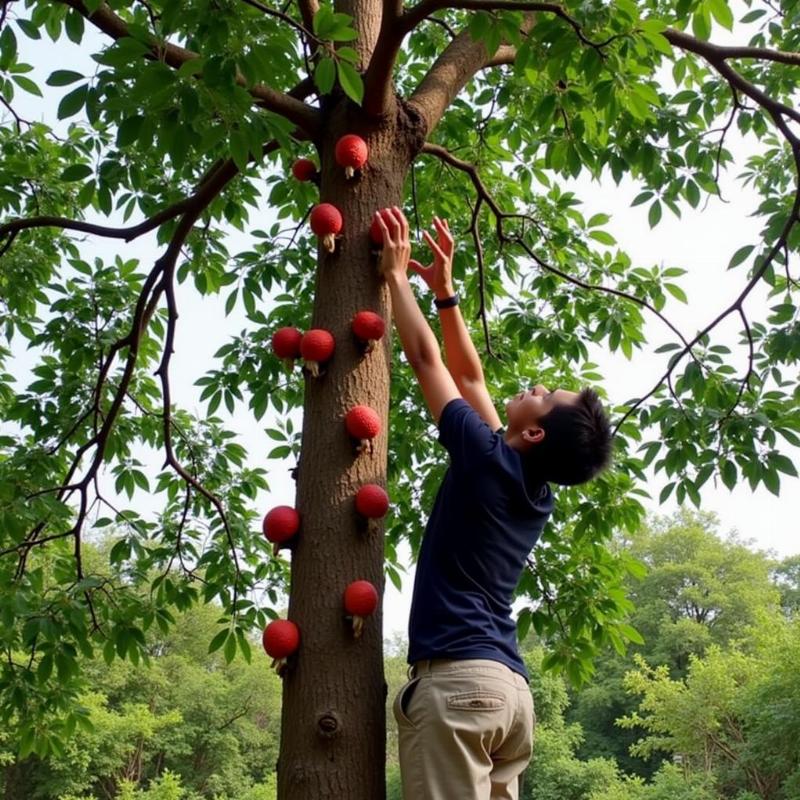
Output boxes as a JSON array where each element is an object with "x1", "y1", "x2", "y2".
[{"x1": 277, "y1": 95, "x2": 424, "y2": 800}]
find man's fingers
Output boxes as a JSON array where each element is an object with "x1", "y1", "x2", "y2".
[
  {"x1": 422, "y1": 229, "x2": 447, "y2": 261},
  {"x1": 433, "y1": 216, "x2": 454, "y2": 251},
  {"x1": 392, "y1": 206, "x2": 409, "y2": 239},
  {"x1": 374, "y1": 211, "x2": 392, "y2": 244}
]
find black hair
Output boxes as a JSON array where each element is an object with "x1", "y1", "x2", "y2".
[{"x1": 527, "y1": 387, "x2": 613, "y2": 486}]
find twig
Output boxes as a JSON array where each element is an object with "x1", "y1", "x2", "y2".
[
  {"x1": 468, "y1": 198, "x2": 498, "y2": 359},
  {"x1": 238, "y1": 0, "x2": 319, "y2": 43}
]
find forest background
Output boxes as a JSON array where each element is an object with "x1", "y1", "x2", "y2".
[{"x1": 1, "y1": 511, "x2": 799, "y2": 800}]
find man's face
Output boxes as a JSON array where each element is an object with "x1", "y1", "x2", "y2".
[{"x1": 505, "y1": 384, "x2": 580, "y2": 436}]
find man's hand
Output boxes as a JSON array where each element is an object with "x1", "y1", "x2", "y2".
[
  {"x1": 374, "y1": 207, "x2": 411, "y2": 278},
  {"x1": 409, "y1": 217, "x2": 455, "y2": 299}
]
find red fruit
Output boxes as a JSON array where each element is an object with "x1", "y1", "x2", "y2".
[
  {"x1": 335, "y1": 134, "x2": 368, "y2": 178},
  {"x1": 262, "y1": 620, "x2": 300, "y2": 673},
  {"x1": 351, "y1": 311, "x2": 385, "y2": 350},
  {"x1": 300, "y1": 329, "x2": 335, "y2": 377},
  {"x1": 344, "y1": 580, "x2": 379, "y2": 616},
  {"x1": 345, "y1": 405, "x2": 381, "y2": 442},
  {"x1": 271, "y1": 326, "x2": 303, "y2": 361},
  {"x1": 310, "y1": 203, "x2": 343, "y2": 253},
  {"x1": 369, "y1": 208, "x2": 394, "y2": 246},
  {"x1": 344, "y1": 580, "x2": 378, "y2": 638},
  {"x1": 355, "y1": 484, "x2": 389, "y2": 519},
  {"x1": 262, "y1": 505, "x2": 300, "y2": 544},
  {"x1": 292, "y1": 158, "x2": 317, "y2": 181}
]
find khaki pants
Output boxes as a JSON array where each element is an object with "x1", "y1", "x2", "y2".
[{"x1": 393, "y1": 659, "x2": 535, "y2": 800}]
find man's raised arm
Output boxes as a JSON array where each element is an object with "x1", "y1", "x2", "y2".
[
  {"x1": 410, "y1": 218, "x2": 502, "y2": 431},
  {"x1": 374, "y1": 208, "x2": 460, "y2": 424}
]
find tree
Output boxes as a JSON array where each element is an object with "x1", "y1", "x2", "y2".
[
  {"x1": 0, "y1": 589, "x2": 283, "y2": 800},
  {"x1": 1, "y1": 0, "x2": 799, "y2": 798},
  {"x1": 618, "y1": 617, "x2": 800, "y2": 800},
  {"x1": 567, "y1": 511, "x2": 781, "y2": 775}
]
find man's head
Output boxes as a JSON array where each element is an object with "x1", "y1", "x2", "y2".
[{"x1": 504, "y1": 384, "x2": 612, "y2": 486}]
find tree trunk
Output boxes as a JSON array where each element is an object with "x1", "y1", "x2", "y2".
[{"x1": 277, "y1": 97, "x2": 423, "y2": 799}]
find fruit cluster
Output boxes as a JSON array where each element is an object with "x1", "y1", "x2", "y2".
[{"x1": 261, "y1": 134, "x2": 396, "y2": 674}]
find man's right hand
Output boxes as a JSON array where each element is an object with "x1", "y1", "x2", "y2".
[{"x1": 409, "y1": 217, "x2": 455, "y2": 299}]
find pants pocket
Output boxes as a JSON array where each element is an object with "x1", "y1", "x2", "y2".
[
  {"x1": 393, "y1": 677, "x2": 422, "y2": 728},
  {"x1": 446, "y1": 689, "x2": 506, "y2": 711}
]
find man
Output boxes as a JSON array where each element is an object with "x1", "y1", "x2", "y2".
[{"x1": 373, "y1": 207, "x2": 612, "y2": 800}]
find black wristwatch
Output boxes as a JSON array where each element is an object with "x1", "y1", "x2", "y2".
[{"x1": 434, "y1": 293, "x2": 459, "y2": 309}]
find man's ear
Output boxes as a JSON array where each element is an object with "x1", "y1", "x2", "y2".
[{"x1": 522, "y1": 426, "x2": 545, "y2": 446}]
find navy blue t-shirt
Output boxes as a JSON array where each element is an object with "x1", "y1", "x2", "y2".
[{"x1": 407, "y1": 398, "x2": 554, "y2": 679}]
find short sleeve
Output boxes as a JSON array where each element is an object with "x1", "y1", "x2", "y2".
[{"x1": 437, "y1": 398, "x2": 502, "y2": 471}]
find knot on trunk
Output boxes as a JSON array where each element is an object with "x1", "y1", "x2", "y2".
[{"x1": 316, "y1": 710, "x2": 342, "y2": 739}]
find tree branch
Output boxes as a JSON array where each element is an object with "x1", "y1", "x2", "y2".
[
  {"x1": 406, "y1": 13, "x2": 536, "y2": 136},
  {"x1": 0, "y1": 82, "x2": 311, "y2": 250},
  {"x1": 362, "y1": 0, "x2": 405, "y2": 115},
  {"x1": 238, "y1": 0, "x2": 319, "y2": 44},
  {"x1": 296, "y1": 0, "x2": 319, "y2": 33},
  {"x1": 419, "y1": 142, "x2": 701, "y2": 366},
  {"x1": 666, "y1": 34, "x2": 800, "y2": 68},
  {"x1": 57, "y1": 0, "x2": 320, "y2": 135},
  {"x1": 10, "y1": 156, "x2": 245, "y2": 585},
  {"x1": 665, "y1": 28, "x2": 800, "y2": 126},
  {"x1": 468, "y1": 197, "x2": 497, "y2": 359},
  {"x1": 403, "y1": 1, "x2": 592, "y2": 45}
]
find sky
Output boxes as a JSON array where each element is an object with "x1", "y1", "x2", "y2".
[{"x1": 3, "y1": 10, "x2": 798, "y2": 640}]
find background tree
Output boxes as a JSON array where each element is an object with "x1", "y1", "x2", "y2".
[
  {"x1": 1, "y1": 0, "x2": 799, "y2": 798},
  {"x1": 617, "y1": 616, "x2": 800, "y2": 800},
  {"x1": 0, "y1": 571, "x2": 283, "y2": 800},
  {"x1": 568, "y1": 511, "x2": 780, "y2": 775}
]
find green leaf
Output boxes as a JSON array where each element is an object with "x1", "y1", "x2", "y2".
[
  {"x1": 46, "y1": 70, "x2": 85, "y2": 86},
  {"x1": 617, "y1": 623, "x2": 644, "y2": 645},
  {"x1": 740, "y1": 9, "x2": 766, "y2": 23},
  {"x1": 64, "y1": 10, "x2": 85, "y2": 43},
  {"x1": 587, "y1": 213, "x2": 610, "y2": 227},
  {"x1": 229, "y1": 129, "x2": 250, "y2": 172},
  {"x1": 0, "y1": 27, "x2": 17, "y2": 71},
  {"x1": 103, "y1": 638, "x2": 116, "y2": 665},
  {"x1": 312, "y1": 5, "x2": 335, "y2": 36},
  {"x1": 337, "y1": 60, "x2": 363, "y2": 104},
  {"x1": 208, "y1": 628, "x2": 229, "y2": 654},
  {"x1": 37, "y1": 654, "x2": 53, "y2": 682},
  {"x1": 685, "y1": 179, "x2": 700, "y2": 208},
  {"x1": 589, "y1": 230, "x2": 616, "y2": 246},
  {"x1": 721, "y1": 460, "x2": 736, "y2": 490},
  {"x1": 648, "y1": 199, "x2": 662, "y2": 228},
  {"x1": 770, "y1": 453, "x2": 797, "y2": 477},
  {"x1": 691, "y1": 6, "x2": 711, "y2": 39},
  {"x1": 330, "y1": 26, "x2": 358, "y2": 42},
  {"x1": 60, "y1": 164, "x2": 93, "y2": 181},
  {"x1": 57, "y1": 84, "x2": 88, "y2": 119},
  {"x1": 15, "y1": 20, "x2": 41, "y2": 40},
  {"x1": 664, "y1": 283, "x2": 687, "y2": 303},
  {"x1": 762, "y1": 468, "x2": 780, "y2": 497},
  {"x1": 224, "y1": 631, "x2": 237, "y2": 664},
  {"x1": 728, "y1": 244, "x2": 755, "y2": 269},
  {"x1": 707, "y1": 0, "x2": 734, "y2": 30},
  {"x1": 516, "y1": 608, "x2": 532, "y2": 642},
  {"x1": 236, "y1": 629, "x2": 252, "y2": 663},
  {"x1": 117, "y1": 115, "x2": 145, "y2": 147},
  {"x1": 12, "y1": 75, "x2": 41, "y2": 96},
  {"x1": 336, "y1": 46, "x2": 359, "y2": 63},
  {"x1": 314, "y1": 57, "x2": 336, "y2": 95}
]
